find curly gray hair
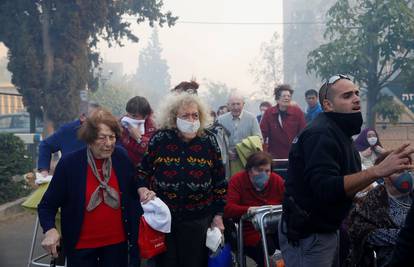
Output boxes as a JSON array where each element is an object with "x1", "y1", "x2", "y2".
[{"x1": 155, "y1": 93, "x2": 212, "y2": 136}]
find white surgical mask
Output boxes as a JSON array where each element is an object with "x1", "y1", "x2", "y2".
[
  {"x1": 176, "y1": 117, "x2": 200, "y2": 134},
  {"x1": 367, "y1": 137, "x2": 378, "y2": 146}
]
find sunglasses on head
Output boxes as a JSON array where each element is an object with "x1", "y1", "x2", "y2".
[{"x1": 324, "y1": 74, "x2": 351, "y2": 100}]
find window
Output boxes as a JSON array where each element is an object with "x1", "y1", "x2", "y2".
[{"x1": 0, "y1": 116, "x2": 12, "y2": 129}]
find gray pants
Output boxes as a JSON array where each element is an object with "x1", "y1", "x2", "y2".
[{"x1": 278, "y1": 222, "x2": 339, "y2": 267}]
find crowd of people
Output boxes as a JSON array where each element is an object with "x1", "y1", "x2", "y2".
[{"x1": 33, "y1": 76, "x2": 414, "y2": 267}]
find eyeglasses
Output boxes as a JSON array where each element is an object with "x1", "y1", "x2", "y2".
[
  {"x1": 324, "y1": 74, "x2": 351, "y2": 100},
  {"x1": 96, "y1": 134, "x2": 116, "y2": 143},
  {"x1": 179, "y1": 112, "x2": 199, "y2": 120}
]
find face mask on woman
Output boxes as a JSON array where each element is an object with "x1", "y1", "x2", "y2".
[
  {"x1": 176, "y1": 117, "x2": 200, "y2": 134},
  {"x1": 251, "y1": 172, "x2": 270, "y2": 191},
  {"x1": 391, "y1": 171, "x2": 414, "y2": 194},
  {"x1": 367, "y1": 137, "x2": 378, "y2": 146}
]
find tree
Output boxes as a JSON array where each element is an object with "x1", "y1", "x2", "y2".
[
  {"x1": 199, "y1": 80, "x2": 234, "y2": 112},
  {"x1": 307, "y1": 0, "x2": 414, "y2": 127},
  {"x1": 90, "y1": 81, "x2": 134, "y2": 117},
  {"x1": 0, "y1": 0, "x2": 176, "y2": 128},
  {"x1": 249, "y1": 32, "x2": 283, "y2": 99},
  {"x1": 372, "y1": 93, "x2": 405, "y2": 124},
  {"x1": 283, "y1": 0, "x2": 336, "y2": 100},
  {"x1": 0, "y1": 133, "x2": 32, "y2": 204},
  {"x1": 132, "y1": 27, "x2": 171, "y2": 107}
]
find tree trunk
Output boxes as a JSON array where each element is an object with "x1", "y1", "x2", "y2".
[
  {"x1": 41, "y1": 0, "x2": 54, "y2": 135},
  {"x1": 365, "y1": 20, "x2": 379, "y2": 129},
  {"x1": 29, "y1": 112, "x2": 36, "y2": 133},
  {"x1": 366, "y1": 85, "x2": 378, "y2": 128}
]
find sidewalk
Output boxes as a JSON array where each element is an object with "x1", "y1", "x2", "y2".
[{"x1": 0, "y1": 197, "x2": 27, "y2": 222}]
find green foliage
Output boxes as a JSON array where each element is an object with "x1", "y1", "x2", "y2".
[
  {"x1": 0, "y1": 0, "x2": 177, "y2": 127},
  {"x1": 283, "y1": 0, "x2": 335, "y2": 97},
  {"x1": 1, "y1": 1, "x2": 44, "y2": 117},
  {"x1": 249, "y1": 32, "x2": 282, "y2": 97},
  {"x1": 372, "y1": 94, "x2": 405, "y2": 124},
  {"x1": 132, "y1": 28, "x2": 171, "y2": 107},
  {"x1": 199, "y1": 80, "x2": 234, "y2": 111},
  {"x1": 90, "y1": 82, "x2": 133, "y2": 117},
  {"x1": 307, "y1": 0, "x2": 414, "y2": 127},
  {"x1": 0, "y1": 133, "x2": 32, "y2": 204}
]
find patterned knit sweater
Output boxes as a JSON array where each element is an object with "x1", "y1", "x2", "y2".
[{"x1": 136, "y1": 129, "x2": 227, "y2": 220}]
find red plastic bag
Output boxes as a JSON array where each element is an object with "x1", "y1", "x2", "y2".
[{"x1": 138, "y1": 216, "x2": 167, "y2": 259}]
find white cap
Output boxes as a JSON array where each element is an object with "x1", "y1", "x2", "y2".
[{"x1": 141, "y1": 197, "x2": 171, "y2": 233}]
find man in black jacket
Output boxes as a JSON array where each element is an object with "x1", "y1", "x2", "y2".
[{"x1": 278, "y1": 74, "x2": 414, "y2": 267}]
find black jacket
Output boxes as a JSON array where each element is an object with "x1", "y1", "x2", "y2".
[{"x1": 284, "y1": 112, "x2": 361, "y2": 233}]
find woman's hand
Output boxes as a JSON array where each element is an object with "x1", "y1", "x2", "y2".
[
  {"x1": 370, "y1": 143, "x2": 414, "y2": 178},
  {"x1": 374, "y1": 145, "x2": 386, "y2": 154},
  {"x1": 128, "y1": 125, "x2": 142, "y2": 142},
  {"x1": 211, "y1": 214, "x2": 225, "y2": 232},
  {"x1": 137, "y1": 187, "x2": 156, "y2": 204},
  {"x1": 361, "y1": 147, "x2": 372, "y2": 157},
  {"x1": 41, "y1": 228, "x2": 60, "y2": 258}
]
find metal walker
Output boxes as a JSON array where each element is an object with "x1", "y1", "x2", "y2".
[
  {"x1": 27, "y1": 216, "x2": 66, "y2": 267},
  {"x1": 237, "y1": 205, "x2": 283, "y2": 267}
]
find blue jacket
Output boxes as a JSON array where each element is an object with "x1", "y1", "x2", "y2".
[
  {"x1": 37, "y1": 120, "x2": 85, "y2": 170},
  {"x1": 305, "y1": 103, "x2": 322, "y2": 123},
  {"x1": 38, "y1": 147, "x2": 140, "y2": 255}
]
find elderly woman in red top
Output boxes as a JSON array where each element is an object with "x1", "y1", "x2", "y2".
[
  {"x1": 38, "y1": 108, "x2": 140, "y2": 267},
  {"x1": 224, "y1": 151, "x2": 285, "y2": 267}
]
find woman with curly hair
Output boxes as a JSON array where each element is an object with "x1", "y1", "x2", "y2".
[
  {"x1": 136, "y1": 93, "x2": 227, "y2": 267},
  {"x1": 171, "y1": 80, "x2": 199, "y2": 94}
]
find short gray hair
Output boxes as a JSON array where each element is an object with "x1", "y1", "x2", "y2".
[{"x1": 227, "y1": 92, "x2": 245, "y2": 104}]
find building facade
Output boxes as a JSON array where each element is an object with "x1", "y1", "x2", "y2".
[{"x1": 0, "y1": 83, "x2": 24, "y2": 114}]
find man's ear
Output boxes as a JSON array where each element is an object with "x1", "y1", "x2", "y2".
[{"x1": 322, "y1": 99, "x2": 333, "y2": 112}]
